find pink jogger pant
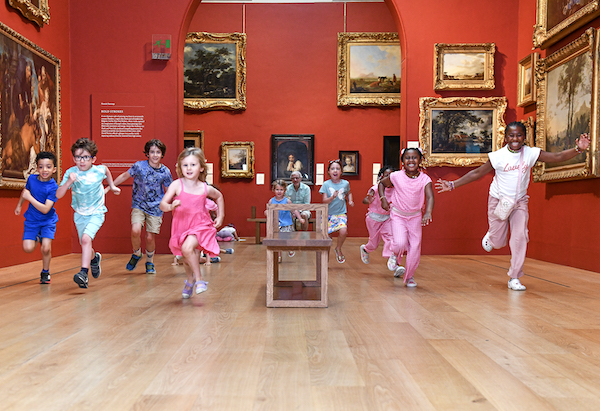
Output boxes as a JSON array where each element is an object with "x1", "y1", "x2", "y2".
[
  {"x1": 364, "y1": 216, "x2": 393, "y2": 258},
  {"x1": 390, "y1": 212, "x2": 422, "y2": 283},
  {"x1": 487, "y1": 195, "x2": 530, "y2": 279}
]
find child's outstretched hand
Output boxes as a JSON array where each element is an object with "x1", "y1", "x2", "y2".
[
  {"x1": 422, "y1": 212, "x2": 433, "y2": 226},
  {"x1": 110, "y1": 186, "x2": 121, "y2": 196},
  {"x1": 577, "y1": 133, "x2": 591, "y2": 151},
  {"x1": 435, "y1": 178, "x2": 451, "y2": 193}
]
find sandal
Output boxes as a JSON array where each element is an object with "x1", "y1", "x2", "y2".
[
  {"x1": 182, "y1": 280, "x2": 194, "y2": 299},
  {"x1": 335, "y1": 249, "x2": 345, "y2": 264}
]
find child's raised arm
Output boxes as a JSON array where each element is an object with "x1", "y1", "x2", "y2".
[
  {"x1": 378, "y1": 176, "x2": 393, "y2": 211},
  {"x1": 207, "y1": 185, "x2": 224, "y2": 229},
  {"x1": 56, "y1": 172, "x2": 77, "y2": 199},
  {"x1": 435, "y1": 161, "x2": 494, "y2": 193},
  {"x1": 422, "y1": 182, "x2": 434, "y2": 226},
  {"x1": 538, "y1": 133, "x2": 590, "y2": 163},
  {"x1": 363, "y1": 188, "x2": 375, "y2": 205},
  {"x1": 159, "y1": 180, "x2": 180, "y2": 213},
  {"x1": 18, "y1": 189, "x2": 55, "y2": 215}
]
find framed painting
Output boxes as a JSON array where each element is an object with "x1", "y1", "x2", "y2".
[
  {"x1": 221, "y1": 141, "x2": 254, "y2": 178},
  {"x1": 271, "y1": 134, "x2": 314, "y2": 185},
  {"x1": 7, "y1": 0, "x2": 50, "y2": 27},
  {"x1": 534, "y1": 28, "x2": 599, "y2": 182},
  {"x1": 434, "y1": 43, "x2": 495, "y2": 90},
  {"x1": 533, "y1": 0, "x2": 600, "y2": 49},
  {"x1": 339, "y1": 150, "x2": 359, "y2": 176},
  {"x1": 0, "y1": 22, "x2": 61, "y2": 190},
  {"x1": 518, "y1": 53, "x2": 538, "y2": 107},
  {"x1": 184, "y1": 32, "x2": 247, "y2": 111},
  {"x1": 337, "y1": 32, "x2": 401, "y2": 107},
  {"x1": 522, "y1": 117, "x2": 536, "y2": 148},
  {"x1": 183, "y1": 130, "x2": 204, "y2": 151},
  {"x1": 419, "y1": 97, "x2": 507, "y2": 167}
]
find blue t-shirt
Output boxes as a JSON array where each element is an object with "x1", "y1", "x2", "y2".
[
  {"x1": 270, "y1": 196, "x2": 293, "y2": 228},
  {"x1": 60, "y1": 165, "x2": 107, "y2": 215},
  {"x1": 128, "y1": 161, "x2": 173, "y2": 216},
  {"x1": 23, "y1": 174, "x2": 59, "y2": 225},
  {"x1": 319, "y1": 179, "x2": 350, "y2": 215}
]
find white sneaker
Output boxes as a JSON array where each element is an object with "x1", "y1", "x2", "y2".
[
  {"x1": 508, "y1": 278, "x2": 526, "y2": 291},
  {"x1": 359, "y1": 245, "x2": 369, "y2": 264},
  {"x1": 394, "y1": 266, "x2": 405, "y2": 278},
  {"x1": 406, "y1": 278, "x2": 417, "y2": 287},
  {"x1": 387, "y1": 254, "x2": 397, "y2": 271},
  {"x1": 482, "y1": 232, "x2": 493, "y2": 252}
]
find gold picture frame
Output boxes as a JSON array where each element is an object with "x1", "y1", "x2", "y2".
[
  {"x1": 221, "y1": 141, "x2": 254, "y2": 178},
  {"x1": 434, "y1": 43, "x2": 495, "y2": 90},
  {"x1": 7, "y1": 0, "x2": 50, "y2": 27},
  {"x1": 184, "y1": 32, "x2": 247, "y2": 111},
  {"x1": 522, "y1": 117, "x2": 536, "y2": 148},
  {"x1": 337, "y1": 32, "x2": 401, "y2": 107},
  {"x1": 517, "y1": 53, "x2": 538, "y2": 107},
  {"x1": 419, "y1": 97, "x2": 507, "y2": 167},
  {"x1": 533, "y1": 0, "x2": 600, "y2": 49},
  {"x1": 534, "y1": 28, "x2": 599, "y2": 182}
]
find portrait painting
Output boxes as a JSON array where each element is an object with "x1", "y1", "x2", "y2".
[
  {"x1": 534, "y1": 0, "x2": 600, "y2": 48},
  {"x1": 518, "y1": 53, "x2": 538, "y2": 107},
  {"x1": 0, "y1": 22, "x2": 61, "y2": 189},
  {"x1": 434, "y1": 43, "x2": 495, "y2": 90},
  {"x1": 184, "y1": 32, "x2": 246, "y2": 110},
  {"x1": 339, "y1": 150, "x2": 359, "y2": 176},
  {"x1": 337, "y1": 32, "x2": 401, "y2": 107},
  {"x1": 220, "y1": 141, "x2": 254, "y2": 178},
  {"x1": 271, "y1": 134, "x2": 315, "y2": 184}
]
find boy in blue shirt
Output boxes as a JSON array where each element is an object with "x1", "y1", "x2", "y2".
[
  {"x1": 14, "y1": 151, "x2": 59, "y2": 284},
  {"x1": 57, "y1": 138, "x2": 120, "y2": 288},
  {"x1": 112, "y1": 139, "x2": 173, "y2": 274}
]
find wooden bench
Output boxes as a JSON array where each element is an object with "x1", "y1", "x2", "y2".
[
  {"x1": 262, "y1": 203, "x2": 331, "y2": 308},
  {"x1": 247, "y1": 205, "x2": 317, "y2": 244}
]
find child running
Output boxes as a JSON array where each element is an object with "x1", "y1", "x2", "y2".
[
  {"x1": 435, "y1": 121, "x2": 590, "y2": 291},
  {"x1": 56, "y1": 138, "x2": 121, "y2": 288},
  {"x1": 112, "y1": 139, "x2": 173, "y2": 274},
  {"x1": 267, "y1": 179, "x2": 305, "y2": 261},
  {"x1": 160, "y1": 147, "x2": 224, "y2": 298},
  {"x1": 378, "y1": 148, "x2": 434, "y2": 287},
  {"x1": 320, "y1": 159, "x2": 354, "y2": 263},
  {"x1": 360, "y1": 166, "x2": 406, "y2": 277},
  {"x1": 14, "y1": 151, "x2": 59, "y2": 284}
]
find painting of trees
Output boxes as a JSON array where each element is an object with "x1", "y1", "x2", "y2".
[
  {"x1": 431, "y1": 110, "x2": 493, "y2": 153},
  {"x1": 184, "y1": 43, "x2": 236, "y2": 99}
]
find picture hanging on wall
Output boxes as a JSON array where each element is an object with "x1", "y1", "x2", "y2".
[
  {"x1": 337, "y1": 32, "x2": 401, "y2": 107},
  {"x1": 184, "y1": 32, "x2": 247, "y2": 111},
  {"x1": 522, "y1": 117, "x2": 536, "y2": 148},
  {"x1": 0, "y1": 22, "x2": 61, "y2": 190},
  {"x1": 271, "y1": 134, "x2": 315, "y2": 185},
  {"x1": 183, "y1": 130, "x2": 204, "y2": 151},
  {"x1": 533, "y1": 0, "x2": 600, "y2": 49},
  {"x1": 434, "y1": 43, "x2": 495, "y2": 90},
  {"x1": 339, "y1": 150, "x2": 359, "y2": 176},
  {"x1": 534, "y1": 28, "x2": 599, "y2": 182},
  {"x1": 221, "y1": 141, "x2": 254, "y2": 178},
  {"x1": 7, "y1": 0, "x2": 50, "y2": 27},
  {"x1": 517, "y1": 53, "x2": 538, "y2": 107},
  {"x1": 418, "y1": 96, "x2": 507, "y2": 167}
]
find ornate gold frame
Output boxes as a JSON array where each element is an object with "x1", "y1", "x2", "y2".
[
  {"x1": 184, "y1": 32, "x2": 247, "y2": 111},
  {"x1": 7, "y1": 0, "x2": 50, "y2": 27},
  {"x1": 533, "y1": 0, "x2": 600, "y2": 49},
  {"x1": 337, "y1": 32, "x2": 401, "y2": 107},
  {"x1": 522, "y1": 117, "x2": 536, "y2": 148},
  {"x1": 221, "y1": 141, "x2": 254, "y2": 178},
  {"x1": 434, "y1": 43, "x2": 495, "y2": 90},
  {"x1": 517, "y1": 53, "x2": 538, "y2": 107},
  {"x1": 419, "y1": 97, "x2": 507, "y2": 167},
  {"x1": 534, "y1": 28, "x2": 599, "y2": 182}
]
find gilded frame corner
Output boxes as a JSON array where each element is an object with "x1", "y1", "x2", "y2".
[
  {"x1": 419, "y1": 97, "x2": 507, "y2": 167},
  {"x1": 534, "y1": 28, "x2": 599, "y2": 183},
  {"x1": 337, "y1": 32, "x2": 401, "y2": 107},
  {"x1": 522, "y1": 116, "x2": 536, "y2": 148},
  {"x1": 433, "y1": 43, "x2": 495, "y2": 91},
  {"x1": 533, "y1": 0, "x2": 600, "y2": 49},
  {"x1": 517, "y1": 53, "x2": 538, "y2": 107},
  {"x1": 7, "y1": 0, "x2": 50, "y2": 27},
  {"x1": 221, "y1": 141, "x2": 254, "y2": 178},
  {"x1": 184, "y1": 32, "x2": 247, "y2": 111}
]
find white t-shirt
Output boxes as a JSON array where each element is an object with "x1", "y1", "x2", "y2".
[{"x1": 488, "y1": 145, "x2": 541, "y2": 200}]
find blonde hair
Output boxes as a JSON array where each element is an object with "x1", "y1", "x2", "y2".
[
  {"x1": 176, "y1": 147, "x2": 208, "y2": 182},
  {"x1": 271, "y1": 179, "x2": 287, "y2": 190}
]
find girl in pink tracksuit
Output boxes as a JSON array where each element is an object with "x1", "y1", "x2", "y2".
[{"x1": 378, "y1": 148, "x2": 434, "y2": 287}]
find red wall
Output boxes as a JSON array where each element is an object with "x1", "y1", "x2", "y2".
[{"x1": 0, "y1": 2, "x2": 72, "y2": 268}]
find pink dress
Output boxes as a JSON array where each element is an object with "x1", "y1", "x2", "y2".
[{"x1": 168, "y1": 180, "x2": 220, "y2": 256}]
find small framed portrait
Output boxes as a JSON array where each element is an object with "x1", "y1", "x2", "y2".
[
  {"x1": 434, "y1": 43, "x2": 495, "y2": 90},
  {"x1": 220, "y1": 141, "x2": 254, "y2": 178},
  {"x1": 7, "y1": 0, "x2": 50, "y2": 27},
  {"x1": 184, "y1": 32, "x2": 247, "y2": 111},
  {"x1": 419, "y1": 96, "x2": 507, "y2": 167},
  {"x1": 183, "y1": 130, "x2": 204, "y2": 151},
  {"x1": 517, "y1": 53, "x2": 538, "y2": 107},
  {"x1": 271, "y1": 134, "x2": 315, "y2": 185},
  {"x1": 339, "y1": 150, "x2": 359, "y2": 176},
  {"x1": 533, "y1": 0, "x2": 600, "y2": 49},
  {"x1": 522, "y1": 117, "x2": 536, "y2": 148}
]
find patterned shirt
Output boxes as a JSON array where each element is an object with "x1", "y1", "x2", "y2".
[{"x1": 128, "y1": 161, "x2": 173, "y2": 216}]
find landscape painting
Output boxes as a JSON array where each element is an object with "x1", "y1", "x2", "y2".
[
  {"x1": 442, "y1": 53, "x2": 485, "y2": 80},
  {"x1": 434, "y1": 43, "x2": 495, "y2": 90},
  {"x1": 431, "y1": 109, "x2": 493, "y2": 154}
]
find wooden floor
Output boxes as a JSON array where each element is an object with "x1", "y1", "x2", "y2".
[{"x1": 2, "y1": 238, "x2": 600, "y2": 410}]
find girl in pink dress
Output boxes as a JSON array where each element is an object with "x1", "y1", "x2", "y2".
[
  {"x1": 378, "y1": 148, "x2": 434, "y2": 287},
  {"x1": 160, "y1": 147, "x2": 224, "y2": 298}
]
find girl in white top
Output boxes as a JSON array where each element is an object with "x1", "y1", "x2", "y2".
[{"x1": 436, "y1": 121, "x2": 590, "y2": 291}]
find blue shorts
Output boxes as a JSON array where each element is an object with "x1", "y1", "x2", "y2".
[
  {"x1": 74, "y1": 213, "x2": 105, "y2": 242},
  {"x1": 23, "y1": 220, "x2": 57, "y2": 241}
]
